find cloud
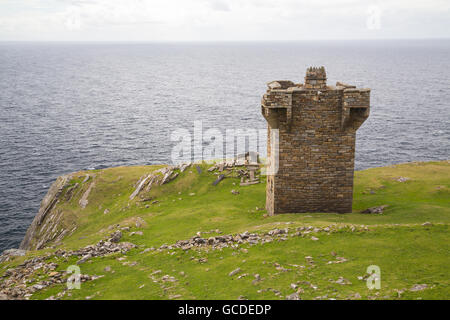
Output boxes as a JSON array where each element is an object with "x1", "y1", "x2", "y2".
[
  {"x1": 208, "y1": 0, "x2": 231, "y2": 12},
  {"x1": 62, "y1": 0, "x2": 163, "y2": 28},
  {"x1": 0, "y1": 0, "x2": 449, "y2": 40}
]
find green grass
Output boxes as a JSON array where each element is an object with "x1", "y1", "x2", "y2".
[{"x1": 1, "y1": 160, "x2": 449, "y2": 300}]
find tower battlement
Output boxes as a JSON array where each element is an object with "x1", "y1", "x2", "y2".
[
  {"x1": 305, "y1": 66, "x2": 327, "y2": 89},
  {"x1": 261, "y1": 67, "x2": 370, "y2": 215}
]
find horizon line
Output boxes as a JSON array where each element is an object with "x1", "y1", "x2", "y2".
[{"x1": 1, "y1": 37, "x2": 449, "y2": 43}]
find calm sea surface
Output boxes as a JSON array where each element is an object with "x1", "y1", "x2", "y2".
[{"x1": 0, "y1": 40, "x2": 449, "y2": 252}]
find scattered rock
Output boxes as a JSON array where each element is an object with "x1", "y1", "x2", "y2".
[
  {"x1": 396, "y1": 177, "x2": 410, "y2": 183},
  {"x1": 422, "y1": 222, "x2": 432, "y2": 226},
  {"x1": 0, "y1": 293, "x2": 9, "y2": 300},
  {"x1": 410, "y1": 284, "x2": 428, "y2": 292},
  {"x1": 0, "y1": 249, "x2": 26, "y2": 263},
  {"x1": 154, "y1": 224, "x2": 367, "y2": 253},
  {"x1": 348, "y1": 292, "x2": 361, "y2": 299},
  {"x1": 229, "y1": 268, "x2": 241, "y2": 277},
  {"x1": 212, "y1": 174, "x2": 225, "y2": 186},
  {"x1": 76, "y1": 254, "x2": 92, "y2": 265},
  {"x1": 109, "y1": 231, "x2": 122, "y2": 243},
  {"x1": 231, "y1": 189, "x2": 240, "y2": 195},
  {"x1": 135, "y1": 217, "x2": 145, "y2": 228},
  {"x1": 361, "y1": 205, "x2": 388, "y2": 214},
  {"x1": 327, "y1": 257, "x2": 348, "y2": 264},
  {"x1": 335, "y1": 277, "x2": 352, "y2": 285},
  {"x1": 32, "y1": 284, "x2": 46, "y2": 290},
  {"x1": 285, "y1": 293, "x2": 300, "y2": 300},
  {"x1": 161, "y1": 275, "x2": 177, "y2": 282}
]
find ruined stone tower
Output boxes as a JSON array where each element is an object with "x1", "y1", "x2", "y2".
[{"x1": 262, "y1": 67, "x2": 370, "y2": 215}]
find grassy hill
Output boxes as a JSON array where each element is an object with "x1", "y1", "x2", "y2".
[{"x1": 1, "y1": 160, "x2": 449, "y2": 300}]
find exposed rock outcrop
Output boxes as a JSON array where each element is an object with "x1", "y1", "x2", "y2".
[
  {"x1": 79, "y1": 176, "x2": 96, "y2": 209},
  {"x1": 20, "y1": 174, "x2": 72, "y2": 250},
  {"x1": 0, "y1": 249, "x2": 26, "y2": 263}
]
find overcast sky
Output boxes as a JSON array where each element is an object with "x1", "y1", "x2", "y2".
[{"x1": 0, "y1": 0, "x2": 449, "y2": 41}]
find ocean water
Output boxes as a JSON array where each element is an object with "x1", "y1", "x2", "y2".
[{"x1": 0, "y1": 40, "x2": 449, "y2": 252}]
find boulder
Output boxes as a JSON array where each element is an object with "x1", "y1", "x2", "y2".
[
  {"x1": 109, "y1": 231, "x2": 122, "y2": 243},
  {"x1": 212, "y1": 174, "x2": 225, "y2": 186},
  {"x1": 361, "y1": 205, "x2": 388, "y2": 214},
  {"x1": 229, "y1": 268, "x2": 241, "y2": 277}
]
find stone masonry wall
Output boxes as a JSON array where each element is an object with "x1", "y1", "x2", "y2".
[{"x1": 262, "y1": 67, "x2": 370, "y2": 214}]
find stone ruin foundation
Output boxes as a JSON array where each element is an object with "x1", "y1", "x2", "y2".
[{"x1": 262, "y1": 67, "x2": 370, "y2": 215}]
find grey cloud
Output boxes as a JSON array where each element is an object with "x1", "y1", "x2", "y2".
[{"x1": 209, "y1": 0, "x2": 231, "y2": 12}]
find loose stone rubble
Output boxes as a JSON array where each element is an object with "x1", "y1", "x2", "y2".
[
  {"x1": 207, "y1": 152, "x2": 261, "y2": 187},
  {"x1": 156, "y1": 224, "x2": 369, "y2": 252},
  {"x1": 334, "y1": 277, "x2": 352, "y2": 285},
  {"x1": 0, "y1": 249, "x2": 26, "y2": 263},
  {"x1": 0, "y1": 233, "x2": 136, "y2": 300},
  {"x1": 409, "y1": 284, "x2": 429, "y2": 292},
  {"x1": 285, "y1": 292, "x2": 301, "y2": 300},
  {"x1": 1, "y1": 223, "x2": 372, "y2": 300},
  {"x1": 361, "y1": 205, "x2": 389, "y2": 214},
  {"x1": 228, "y1": 268, "x2": 241, "y2": 277}
]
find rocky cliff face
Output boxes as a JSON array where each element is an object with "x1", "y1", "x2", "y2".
[{"x1": 20, "y1": 174, "x2": 75, "y2": 250}]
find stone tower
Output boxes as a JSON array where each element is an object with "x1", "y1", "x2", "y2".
[{"x1": 261, "y1": 67, "x2": 370, "y2": 215}]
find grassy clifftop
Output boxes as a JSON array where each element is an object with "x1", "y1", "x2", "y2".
[{"x1": 1, "y1": 160, "x2": 449, "y2": 300}]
